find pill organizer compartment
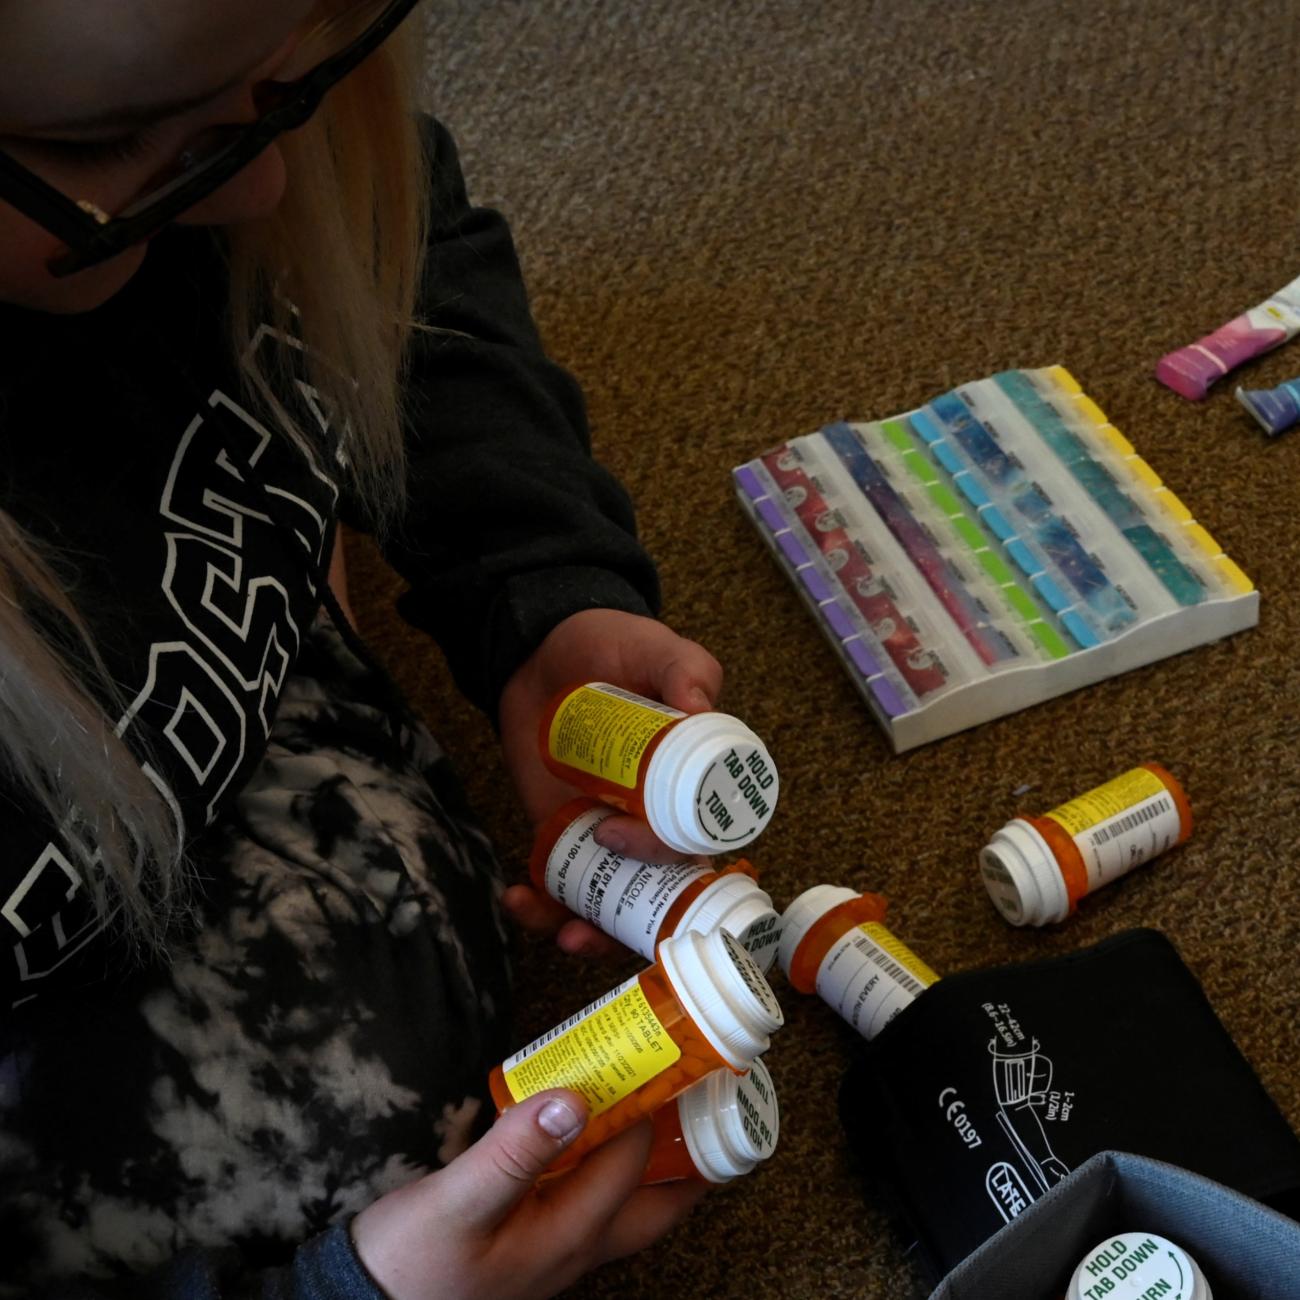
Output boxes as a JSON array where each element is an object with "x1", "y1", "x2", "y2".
[{"x1": 733, "y1": 366, "x2": 1259, "y2": 751}]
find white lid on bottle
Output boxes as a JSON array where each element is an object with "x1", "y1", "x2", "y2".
[
  {"x1": 658, "y1": 929, "x2": 784, "y2": 1069},
  {"x1": 776, "y1": 884, "x2": 859, "y2": 979},
  {"x1": 673, "y1": 872, "x2": 783, "y2": 973},
  {"x1": 678, "y1": 1057, "x2": 780, "y2": 1183},
  {"x1": 642, "y1": 713, "x2": 779, "y2": 855},
  {"x1": 979, "y1": 819, "x2": 1071, "y2": 927},
  {"x1": 1066, "y1": 1232, "x2": 1212, "y2": 1300}
]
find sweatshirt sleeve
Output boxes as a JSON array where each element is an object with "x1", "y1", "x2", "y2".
[
  {"x1": 358, "y1": 116, "x2": 661, "y2": 718},
  {"x1": 41, "y1": 1222, "x2": 382, "y2": 1300}
]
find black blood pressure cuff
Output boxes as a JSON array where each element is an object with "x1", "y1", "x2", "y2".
[{"x1": 838, "y1": 929, "x2": 1300, "y2": 1283}]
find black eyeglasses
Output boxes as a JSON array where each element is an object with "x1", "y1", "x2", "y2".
[{"x1": 0, "y1": 0, "x2": 421, "y2": 277}]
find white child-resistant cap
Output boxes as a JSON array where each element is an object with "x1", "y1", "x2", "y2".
[
  {"x1": 1066, "y1": 1232, "x2": 1212, "y2": 1300},
  {"x1": 642, "y1": 713, "x2": 779, "y2": 855},
  {"x1": 674, "y1": 872, "x2": 783, "y2": 973},
  {"x1": 776, "y1": 884, "x2": 859, "y2": 979},
  {"x1": 678, "y1": 1057, "x2": 781, "y2": 1183},
  {"x1": 979, "y1": 819, "x2": 1071, "y2": 927},
  {"x1": 658, "y1": 929, "x2": 784, "y2": 1069}
]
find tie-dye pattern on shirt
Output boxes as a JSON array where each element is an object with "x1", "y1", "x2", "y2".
[{"x1": 0, "y1": 615, "x2": 511, "y2": 1292}]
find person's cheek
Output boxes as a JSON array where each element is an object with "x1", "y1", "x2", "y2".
[
  {"x1": 175, "y1": 142, "x2": 287, "y2": 227},
  {"x1": 0, "y1": 207, "x2": 147, "y2": 313}
]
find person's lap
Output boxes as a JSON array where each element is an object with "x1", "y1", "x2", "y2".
[{"x1": 0, "y1": 617, "x2": 511, "y2": 1288}]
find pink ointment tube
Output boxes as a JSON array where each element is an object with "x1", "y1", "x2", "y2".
[{"x1": 1156, "y1": 271, "x2": 1300, "y2": 400}]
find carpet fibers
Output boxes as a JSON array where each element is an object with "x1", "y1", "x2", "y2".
[{"x1": 350, "y1": 2, "x2": 1300, "y2": 1294}]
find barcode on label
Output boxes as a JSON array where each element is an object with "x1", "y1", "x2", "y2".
[
  {"x1": 853, "y1": 934, "x2": 927, "y2": 999},
  {"x1": 504, "y1": 977, "x2": 635, "y2": 1069},
  {"x1": 1088, "y1": 795, "x2": 1172, "y2": 847},
  {"x1": 591, "y1": 683, "x2": 680, "y2": 716}
]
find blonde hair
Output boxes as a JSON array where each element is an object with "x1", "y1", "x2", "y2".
[{"x1": 0, "y1": 25, "x2": 429, "y2": 953}]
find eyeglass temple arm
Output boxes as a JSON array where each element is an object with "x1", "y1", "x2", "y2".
[{"x1": 0, "y1": 151, "x2": 104, "y2": 245}]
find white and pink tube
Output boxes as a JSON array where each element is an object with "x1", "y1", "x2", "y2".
[{"x1": 1156, "y1": 271, "x2": 1300, "y2": 400}]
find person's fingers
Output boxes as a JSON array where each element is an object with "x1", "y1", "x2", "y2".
[
  {"x1": 554, "y1": 918, "x2": 623, "y2": 960},
  {"x1": 594, "y1": 1181, "x2": 711, "y2": 1264},
  {"x1": 435, "y1": 1089, "x2": 589, "y2": 1231},
  {"x1": 502, "y1": 887, "x2": 624, "y2": 959},
  {"x1": 534, "y1": 1118, "x2": 656, "y2": 1236},
  {"x1": 501, "y1": 884, "x2": 571, "y2": 935},
  {"x1": 591, "y1": 814, "x2": 697, "y2": 865},
  {"x1": 651, "y1": 643, "x2": 724, "y2": 714}
]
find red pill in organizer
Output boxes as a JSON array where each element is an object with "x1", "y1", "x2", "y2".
[{"x1": 760, "y1": 447, "x2": 808, "y2": 492}]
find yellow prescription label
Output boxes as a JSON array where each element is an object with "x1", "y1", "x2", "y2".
[
  {"x1": 1044, "y1": 767, "x2": 1166, "y2": 837},
  {"x1": 548, "y1": 683, "x2": 683, "y2": 789},
  {"x1": 502, "y1": 977, "x2": 681, "y2": 1116},
  {"x1": 1046, "y1": 767, "x2": 1183, "y2": 888},
  {"x1": 817, "y1": 921, "x2": 938, "y2": 1040},
  {"x1": 860, "y1": 923, "x2": 941, "y2": 989}
]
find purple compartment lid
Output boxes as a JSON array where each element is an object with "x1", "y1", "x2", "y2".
[
  {"x1": 755, "y1": 497, "x2": 786, "y2": 532},
  {"x1": 869, "y1": 675, "x2": 909, "y2": 718},
  {"x1": 843, "y1": 637, "x2": 883, "y2": 678},
  {"x1": 777, "y1": 532, "x2": 809, "y2": 567},
  {"x1": 799, "y1": 565, "x2": 833, "y2": 603},
  {"x1": 733, "y1": 464, "x2": 768, "y2": 500},
  {"x1": 821, "y1": 599, "x2": 855, "y2": 640}
]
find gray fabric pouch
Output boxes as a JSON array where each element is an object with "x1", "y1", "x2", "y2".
[{"x1": 928, "y1": 1150, "x2": 1300, "y2": 1299}]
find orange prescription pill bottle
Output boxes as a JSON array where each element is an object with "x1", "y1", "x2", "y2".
[
  {"x1": 778, "y1": 885, "x2": 939, "y2": 1040},
  {"x1": 979, "y1": 764, "x2": 1193, "y2": 927},
  {"x1": 488, "y1": 928, "x2": 783, "y2": 1171},
  {"x1": 641, "y1": 1056, "x2": 779, "y2": 1185},
  {"x1": 530, "y1": 798, "x2": 783, "y2": 971},
  {"x1": 538, "y1": 682, "x2": 779, "y2": 855}
]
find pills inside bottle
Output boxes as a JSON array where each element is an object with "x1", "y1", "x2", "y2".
[
  {"x1": 980, "y1": 764, "x2": 1193, "y2": 926},
  {"x1": 489, "y1": 928, "x2": 783, "y2": 1170},
  {"x1": 530, "y1": 798, "x2": 783, "y2": 969},
  {"x1": 539, "y1": 682, "x2": 779, "y2": 854}
]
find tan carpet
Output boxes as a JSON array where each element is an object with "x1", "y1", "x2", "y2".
[{"x1": 349, "y1": 1, "x2": 1300, "y2": 1294}]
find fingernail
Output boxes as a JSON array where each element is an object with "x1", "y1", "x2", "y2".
[
  {"x1": 597, "y1": 831, "x2": 626, "y2": 854},
  {"x1": 688, "y1": 687, "x2": 711, "y2": 710},
  {"x1": 537, "y1": 1098, "x2": 583, "y2": 1142}
]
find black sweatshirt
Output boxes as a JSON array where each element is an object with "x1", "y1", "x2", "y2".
[{"x1": 0, "y1": 118, "x2": 658, "y2": 1296}]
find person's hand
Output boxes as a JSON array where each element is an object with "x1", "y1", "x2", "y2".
[
  {"x1": 497, "y1": 609, "x2": 723, "y2": 958},
  {"x1": 350, "y1": 1089, "x2": 707, "y2": 1300}
]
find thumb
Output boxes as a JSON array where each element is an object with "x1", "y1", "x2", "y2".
[
  {"x1": 650, "y1": 644, "x2": 724, "y2": 715},
  {"x1": 440, "y1": 1090, "x2": 588, "y2": 1230}
]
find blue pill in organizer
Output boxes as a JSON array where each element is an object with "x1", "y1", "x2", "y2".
[
  {"x1": 981, "y1": 506, "x2": 1016, "y2": 541},
  {"x1": 756, "y1": 497, "x2": 786, "y2": 532},
  {"x1": 821, "y1": 600, "x2": 855, "y2": 640},
  {"x1": 1061, "y1": 610, "x2": 1101, "y2": 648},
  {"x1": 734, "y1": 465, "x2": 767, "y2": 500},
  {"x1": 869, "y1": 675, "x2": 908, "y2": 718},
  {"x1": 777, "y1": 532, "x2": 808, "y2": 567},
  {"x1": 954, "y1": 471, "x2": 991, "y2": 508},
  {"x1": 1005, "y1": 538, "x2": 1039, "y2": 574},
  {"x1": 843, "y1": 637, "x2": 883, "y2": 678},
  {"x1": 799, "y1": 565, "x2": 833, "y2": 603},
  {"x1": 908, "y1": 410, "x2": 944, "y2": 444},
  {"x1": 932, "y1": 441, "x2": 964, "y2": 474},
  {"x1": 1031, "y1": 573, "x2": 1070, "y2": 613}
]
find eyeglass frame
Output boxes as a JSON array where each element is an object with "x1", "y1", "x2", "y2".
[{"x1": 0, "y1": 0, "x2": 421, "y2": 277}]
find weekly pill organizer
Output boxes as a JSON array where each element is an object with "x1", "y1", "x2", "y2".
[{"x1": 733, "y1": 366, "x2": 1259, "y2": 751}]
